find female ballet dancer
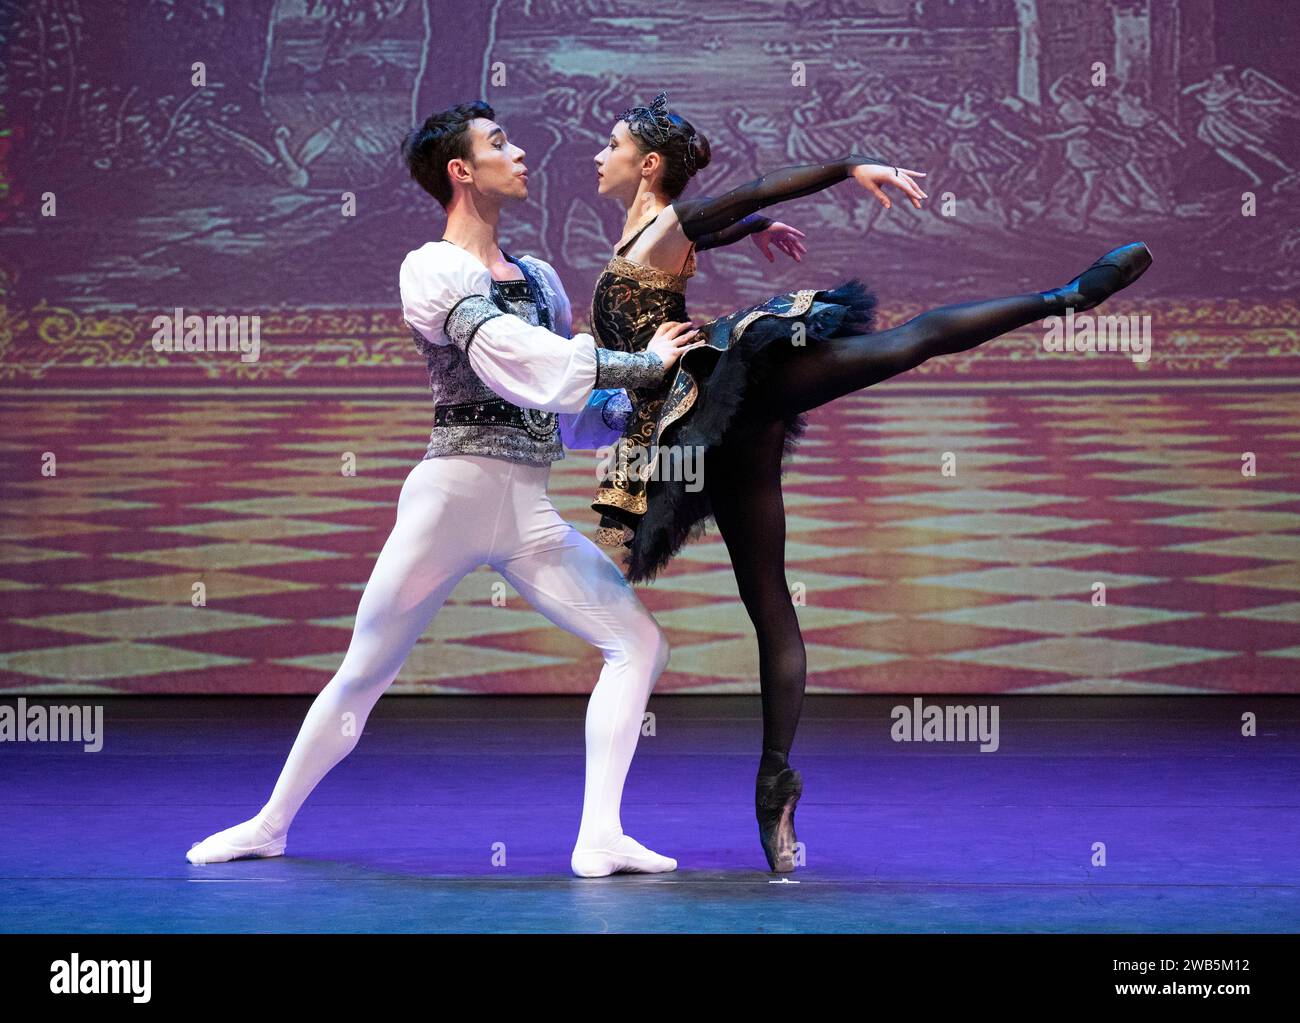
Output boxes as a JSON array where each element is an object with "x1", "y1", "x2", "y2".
[{"x1": 586, "y1": 92, "x2": 1152, "y2": 871}]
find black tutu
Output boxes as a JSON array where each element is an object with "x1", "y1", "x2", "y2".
[{"x1": 621, "y1": 278, "x2": 878, "y2": 583}]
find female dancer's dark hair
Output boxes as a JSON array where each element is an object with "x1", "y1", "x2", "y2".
[
  {"x1": 619, "y1": 94, "x2": 711, "y2": 200},
  {"x1": 596, "y1": 92, "x2": 1151, "y2": 871}
]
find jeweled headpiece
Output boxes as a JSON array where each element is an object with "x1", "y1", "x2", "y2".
[{"x1": 618, "y1": 91, "x2": 699, "y2": 175}]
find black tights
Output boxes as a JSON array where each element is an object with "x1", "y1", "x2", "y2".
[
  {"x1": 705, "y1": 288, "x2": 1059, "y2": 778},
  {"x1": 772, "y1": 290, "x2": 1051, "y2": 418}
]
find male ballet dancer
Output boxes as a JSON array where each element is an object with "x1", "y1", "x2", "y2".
[{"x1": 185, "y1": 100, "x2": 701, "y2": 877}]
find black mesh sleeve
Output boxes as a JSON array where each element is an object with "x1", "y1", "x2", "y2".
[
  {"x1": 693, "y1": 213, "x2": 774, "y2": 253},
  {"x1": 671, "y1": 154, "x2": 890, "y2": 241}
]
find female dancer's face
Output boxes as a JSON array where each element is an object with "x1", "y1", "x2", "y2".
[{"x1": 593, "y1": 120, "x2": 653, "y2": 205}]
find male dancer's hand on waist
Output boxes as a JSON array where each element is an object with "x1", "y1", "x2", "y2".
[{"x1": 647, "y1": 320, "x2": 704, "y2": 370}]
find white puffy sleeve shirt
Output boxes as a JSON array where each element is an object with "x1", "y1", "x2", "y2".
[{"x1": 399, "y1": 241, "x2": 601, "y2": 415}]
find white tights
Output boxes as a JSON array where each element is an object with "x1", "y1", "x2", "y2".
[{"x1": 187, "y1": 455, "x2": 671, "y2": 870}]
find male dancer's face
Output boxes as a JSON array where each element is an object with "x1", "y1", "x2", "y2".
[{"x1": 453, "y1": 118, "x2": 529, "y2": 205}]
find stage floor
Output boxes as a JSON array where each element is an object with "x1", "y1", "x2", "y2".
[{"x1": 1, "y1": 695, "x2": 1297, "y2": 933}]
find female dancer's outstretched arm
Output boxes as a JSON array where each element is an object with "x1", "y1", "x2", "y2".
[
  {"x1": 662, "y1": 158, "x2": 1150, "y2": 423},
  {"x1": 671, "y1": 155, "x2": 927, "y2": 239}
]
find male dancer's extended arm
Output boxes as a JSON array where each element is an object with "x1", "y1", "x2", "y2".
[
  {"x1": 400, "y1": 248, "x2": 665, "y2": 414},
  {"x1": 670, "y1": 153, "x2": 892, "y2": 241}
]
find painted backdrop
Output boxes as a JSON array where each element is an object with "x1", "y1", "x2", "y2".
[{"x1": 1, "y1": 0, "x2": 1297, "y2": 694}]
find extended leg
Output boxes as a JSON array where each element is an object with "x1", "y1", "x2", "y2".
[
  {"x1": 771, "y1": 241, "x2": 1151, "y2": 418},
  {"x1": 186, "y1": 459, "x2": 484, "y2": 863},
  {"x1": 771, "y1": 289, "x2": 1048, "y2": 417}
]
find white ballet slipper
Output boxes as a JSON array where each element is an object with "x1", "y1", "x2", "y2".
[{"x1": 571, "y1": 833, "x2": 677, "y2": 878}]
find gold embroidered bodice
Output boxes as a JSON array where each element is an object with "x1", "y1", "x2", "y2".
[
  {"x1": 590, "y1": 213, "x2": 696, "y2": 359},
  {"x1": 589, "y1": 213, "x2": 699, "y2": 546}
]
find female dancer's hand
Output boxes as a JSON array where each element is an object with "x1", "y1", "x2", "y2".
[
  {"x1": 753, "y1": 222, "x2": 808, "y2": 263},
  {"x1": 646, "y1": 320, "x2": 703, "y2": 369},
  {"x1": 851, "y1": 164, "x2": 928, "y2": 209}
]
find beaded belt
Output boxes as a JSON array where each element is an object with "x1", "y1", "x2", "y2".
[{"x1": 432, "y1": 398, "x2": 557, "y2": 441}]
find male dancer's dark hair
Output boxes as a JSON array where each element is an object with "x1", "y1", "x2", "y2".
[{"x1": 401, "y1": 100, "x2": 494, "y2": 207}]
